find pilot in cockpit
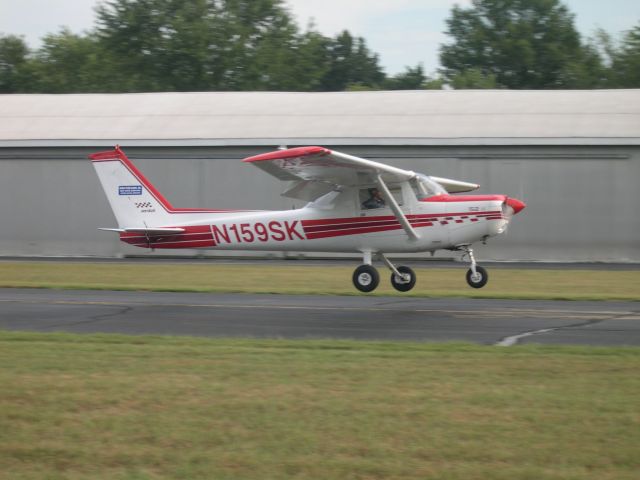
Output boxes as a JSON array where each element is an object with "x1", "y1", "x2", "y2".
[{"x1": 362, "y1": 188, "x2": 386, "y2": 209}]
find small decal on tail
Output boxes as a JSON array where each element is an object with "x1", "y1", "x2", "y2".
[{"x1": 118, "y1": 185, "x2": 142, "y2": 195}]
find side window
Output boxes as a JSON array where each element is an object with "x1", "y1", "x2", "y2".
[
  {"x1": 359, "y1": 186, "x2": 403, "y2": 210},
  {"x1": 360, "y1": 188, "x2": 384, "y2": 209}
]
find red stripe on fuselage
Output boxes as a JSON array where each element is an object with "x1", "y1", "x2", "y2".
[
  {"x1": 303, "y1": 218, "x2": 400, "y2": 233},
  {"x1": 305, "y1": 224, "x2": 403, "y2": 239},
  {"x1": 302, "y1": 211, "x2": 501, "y2": 229},
  {"x1": 120, "y1": 224, "x2": 215, "y2": 248},
  {"x1": 421, "y1": 194, "x2": 507, "y2": 203},
  {"x1": 130, "y1": 240, "x2": 216, "y2": 249},
  {"x1": 301, "y1": 211, "x2": 502, "y2": 239},
  {"x1": 121, "y1": 233, "x2": 213, "y2": 242}
]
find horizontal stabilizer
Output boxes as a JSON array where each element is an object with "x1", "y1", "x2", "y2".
[{"x1": 98, "y1": 227, "x2": 186, "y2": 234}]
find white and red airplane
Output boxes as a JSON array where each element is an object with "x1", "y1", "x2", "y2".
[{"x1": 89, "y1": 145, "x2": 525, "y2": 292}]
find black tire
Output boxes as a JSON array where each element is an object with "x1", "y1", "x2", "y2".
[
  {"x1": 352, "y1": 265, "x2": 380, "y2": 292},
  {"x1": 390, "y1": 266, "x2": 416, "y2": 292},
  {"x1": 466, "y1": 266, "x2": 488, "y2": 288}
]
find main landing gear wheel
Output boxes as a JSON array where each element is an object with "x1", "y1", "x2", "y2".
[
  {"x1": 390, "y1": 266, "x2": 416, "y2": 292},
  {"x1": 466, "y1": 265, "x2": 488, "y2": 289},
  {"x1": 353, "y1": 265, "x2": 380, "y2": 292}
]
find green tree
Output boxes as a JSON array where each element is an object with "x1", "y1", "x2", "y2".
[
  {"x1": 610, "y1": 22, "x2": 640, "y2": 87},
  {"x1": 449, "y1": 67, "x2": 497, "y2": 89},
  {"x1": 381, "y1": 64, "x2": 445, "y2": 90},
  {"x1": 94, "y1": 0, "x2": 335, "y2": 91},
  {"x1": 241, "y1": 21, "x2": 330, "y2": 91},
  {"x1": 95, "y1": 0, "x2": 219, "y2": 91},
  {"x1": 1, "y1": 0, "x2": 387, "y2": 93},
  {"x1": 25, "y1": 29, "x2": 106, "y2": 93},
  {"x1": 440, "y1": 0, "x2": 600, "y2": 89},
  {"x1": 0, "y1": 34, "x2": 30, "y2": 92},
  {"x1": 291, "y1": 28, "x2": 333, "y2": 91},
  {"x1": 384, "y1": 64, "x2": 427, "y2": 90},
  {"x1": 320, "y1": 30, "x2": 385, "y2": 91}
]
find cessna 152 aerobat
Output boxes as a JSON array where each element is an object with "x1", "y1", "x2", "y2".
[{"x1": 89, "y1": 146, "x2": 525, "y2": 292}]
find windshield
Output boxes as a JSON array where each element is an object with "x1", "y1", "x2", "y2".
[{"x1": 411, "y1": 174, "x2": 447, "y2": 200}]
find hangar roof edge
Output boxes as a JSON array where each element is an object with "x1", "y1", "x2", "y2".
[
  {"x1": 1, "y1": 90, "x2": 639, "y2": 145},
  {"x1": 2, "y1": 137, "x2": 640, "y2": 148}
]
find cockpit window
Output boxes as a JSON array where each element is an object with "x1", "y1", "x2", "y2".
[
  {"x1": 411, "y1": 174, "x2": 446, "y2": 200},
  {"x1": 359, "y1": 186, "x2": 404, "y2": 210}
]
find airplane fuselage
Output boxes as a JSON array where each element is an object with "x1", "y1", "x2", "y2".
[{"x1": 118, "y1": 195, "x2": 510, "y2": 254}]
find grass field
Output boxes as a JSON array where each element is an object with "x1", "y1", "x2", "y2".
[
  {"x1": 0, "y1": 261, "x2": 639, "y2": 301},
  {"x1": 1, "y1": 331, "x2": 639, "y2": 480}
]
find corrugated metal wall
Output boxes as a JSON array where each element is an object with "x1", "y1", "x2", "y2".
[{"x1": 1, "y1": 145, "x2": 638, "y2": 261}]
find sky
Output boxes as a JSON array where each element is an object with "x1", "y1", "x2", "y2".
[{"x1": 1, "y1": 0, "x2": 638, "y2": 75}]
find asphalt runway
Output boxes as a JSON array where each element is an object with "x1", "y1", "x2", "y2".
[{"x1": 1, "y1": 288, "x2": 639, "y2": 346}]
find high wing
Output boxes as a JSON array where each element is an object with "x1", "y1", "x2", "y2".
[
  {"x1": 243, "y1": 146, "x2": 413, "y2": 199},
  {"x1": 242, "y1": 146, "x2": 478, "y2": 201}
]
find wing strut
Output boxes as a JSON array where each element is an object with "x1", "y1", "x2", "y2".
[{"x1": 375, "y1": 173, "x2": 420, "y2": 241}]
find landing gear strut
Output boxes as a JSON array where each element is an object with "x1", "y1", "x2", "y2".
[
  {"x1": 459, "y1": 245, "x2": 488, "y2": 288},
  {"x1": 351, "y1": 252, "x2": 416, "y2": 293},
  {"x1": 381, "y1": 254, "x2": 416, "y2": 292}
]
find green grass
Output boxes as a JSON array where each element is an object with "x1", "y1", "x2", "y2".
[
  {"x1": 1, "y1": 331, "x2": 639, "y2": 480},
  {"x1": 0, "y1": 261, "x2": 638, "y2": 301}
]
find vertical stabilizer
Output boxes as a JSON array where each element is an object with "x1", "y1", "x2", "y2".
[{"x1": 89, "y1": 146, "x2": 174, "y2": 228}]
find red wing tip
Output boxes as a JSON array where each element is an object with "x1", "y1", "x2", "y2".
[{"x1": 243, "y1": 146, "x2": 330, "y2": 163}]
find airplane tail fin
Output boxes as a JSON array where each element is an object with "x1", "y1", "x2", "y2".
[{"x1": 89, "y1": 146, "x2": 175, "y2": 228}]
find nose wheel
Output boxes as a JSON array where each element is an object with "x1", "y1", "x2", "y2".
[
  {"x1": 459, "y1": 245, "x2": 489, "y2": 288},
  {"x1": 466, "y1": 265, "x2": 488, "y2": 288}
]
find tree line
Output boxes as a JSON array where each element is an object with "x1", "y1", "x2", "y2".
[{"x1": 1, "y1": 0, "x2": 639, "y2": 93}]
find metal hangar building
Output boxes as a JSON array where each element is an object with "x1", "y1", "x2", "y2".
[{"x1": 0, "y1": 89, "x2": 638, "y2": 261}]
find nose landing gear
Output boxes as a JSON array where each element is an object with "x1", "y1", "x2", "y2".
[
  {"x1": 459, "y1": 245, "x2": 489, "y2": 288},
  {"x1": 466, "y1": 265, "x2": 488, "y2": 288}
]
